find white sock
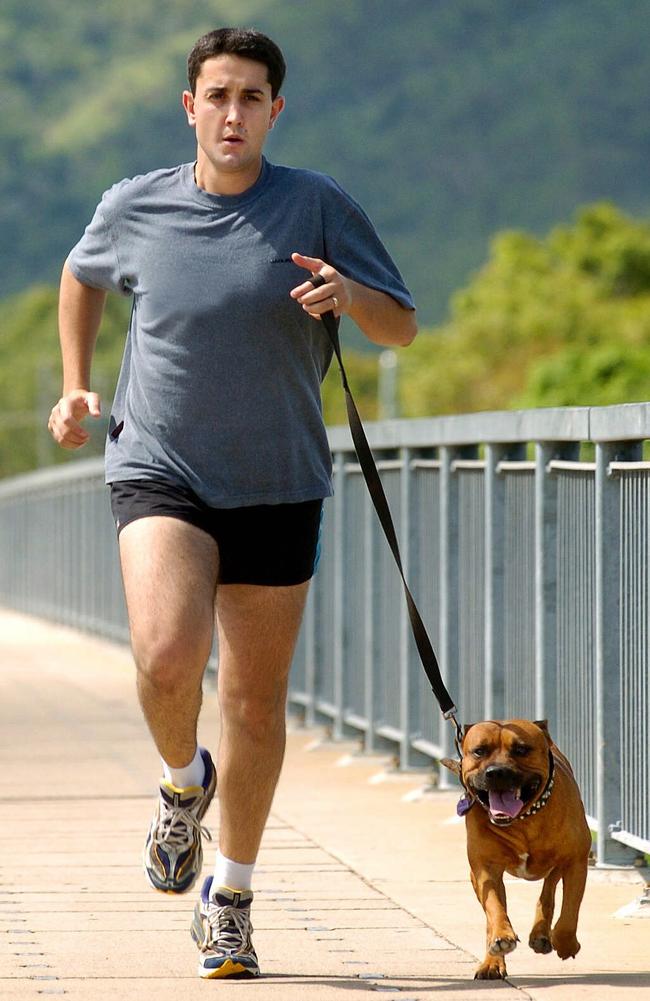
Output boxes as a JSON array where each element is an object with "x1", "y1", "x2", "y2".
[
  {"x1": 161, "y1": 746, "x2": 205, "y2": 789},
  {"x1": 212, "y1": 850, "x2": 255, "y2": 893}
]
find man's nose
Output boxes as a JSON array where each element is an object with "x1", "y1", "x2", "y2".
[{"x1": 225, "y1": 102, "x2": 243, "y2": 125}]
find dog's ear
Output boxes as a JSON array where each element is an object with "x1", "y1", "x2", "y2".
[
  {"x1": 440, "y1": 757, "x2": 461, "y2": 775},
  {"x1": 534, "y1": 719, "x2": 552, "y2": 744}
]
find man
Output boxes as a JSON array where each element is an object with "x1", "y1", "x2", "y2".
[{"x1": 48, "y1": 27, "x2": 416, "y2": 980}]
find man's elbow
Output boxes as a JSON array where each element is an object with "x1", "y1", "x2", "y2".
[{"x1": 396, "y1": 309, "x2": 417, "y2": 347}]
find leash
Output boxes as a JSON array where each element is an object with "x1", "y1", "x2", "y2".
[{"x1": 309, "y1": 274, "x2": 462, "y2": 746}]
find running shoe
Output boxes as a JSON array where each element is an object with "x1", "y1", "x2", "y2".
[
  {"x1": 191, "y1": 877, "x2": 260, "y2": 979},
  {"x1": 143, "y1": 747, "x2": 216, "y2": 894}
]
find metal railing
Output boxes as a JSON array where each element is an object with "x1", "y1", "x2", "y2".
[{"x1": 1, "y1": 402, "x2": 649, "y2": 866}]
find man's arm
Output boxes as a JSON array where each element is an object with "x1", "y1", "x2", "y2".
[
  {"x1": 290, "y1": 253, "x2": 417, "y2": 347},
  {"x1": 48, "y1": 263, "x2": 107, "y2": 449}
]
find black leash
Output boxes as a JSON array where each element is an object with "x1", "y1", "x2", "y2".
[{"x1": 309, "y1": 275, "x2": 462, "y2": 745}]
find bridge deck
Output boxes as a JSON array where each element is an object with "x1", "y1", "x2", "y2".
[{"x1": 0, "y1": 610, "x2": 647, "y2": 1000}]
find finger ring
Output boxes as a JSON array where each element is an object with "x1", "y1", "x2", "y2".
[{"x1": 332, "y1": 295, "x2": 339, "y2": 308}]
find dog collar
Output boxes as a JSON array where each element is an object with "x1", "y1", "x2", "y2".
[
  {"x1": 457, "y1": 751, "x2": 555, "y2": 825},
  {"x1": 514, "y1": 756, "x2": 555, "y2": 821}
]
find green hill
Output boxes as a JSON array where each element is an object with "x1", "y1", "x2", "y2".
[{"x1": 2, "y1": 0, "x2": 650, "y2": 324}]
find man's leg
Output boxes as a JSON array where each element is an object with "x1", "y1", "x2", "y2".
[
  {"x1": 119, "y1": 517, "x2": 218, "y2": 764},
  {"x1": 118, "y1": 516, "x2": 220, "y2": 892},
  {"x1": 191, "y1": 579, "x2": 310, "y2": 980},
  {"x1": 215, "y1": 580, "x2": 310, "y2": 864}
]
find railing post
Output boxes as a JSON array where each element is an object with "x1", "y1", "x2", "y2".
[
  {"x1": 485, "y1": 444, "x2": 524, "y2": 719},
  {"x1": 594, "y1": 440, "x2": 644, "y2": 866},
  {"x1": 363, "y1": 483, "x2": 377, "y2": 752},
  {"x1": 332, "y1": 450, "x2": 346, "y2": 739},
  {"x1": 399, "y1": 446, "x2": 421, "y2": 768},
  {"x1": 534, "y1": 442, "x2": 579, "y2": 724},
  {"x1": 438, "y1": 445, "x2": 461, "y2": 787}
]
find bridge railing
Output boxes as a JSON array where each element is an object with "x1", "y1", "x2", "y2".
[{"x1": 1, "y1": 403, "x2": 649, "y2": 866}]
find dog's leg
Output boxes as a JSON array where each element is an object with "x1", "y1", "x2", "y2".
[
  {"x1": 470, "y1": 866, "x2": 518, "y2": 980},
  {"x1": 551, "y1": 857, "x2": 588, "y2": 959},
  {"x1": 529, "y1": 868, "x2": 561, "y2": 953}
]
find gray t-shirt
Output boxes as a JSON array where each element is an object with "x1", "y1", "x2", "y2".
[{"x1": 67, "y1": 158, "x2": 415, "y2": 507}]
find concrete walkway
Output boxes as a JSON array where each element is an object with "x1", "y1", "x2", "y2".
[{"x1": 0, "y1": 609, "x2": 648, "y2": 1000}]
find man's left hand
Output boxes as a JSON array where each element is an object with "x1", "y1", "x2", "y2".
[{"x1": 290, "y1": 253, "x2": 352, "y2": 318}]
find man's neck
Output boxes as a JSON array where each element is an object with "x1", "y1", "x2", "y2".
[{"x1": 193, "y1": 157, "x2": 263, "y2": 196}]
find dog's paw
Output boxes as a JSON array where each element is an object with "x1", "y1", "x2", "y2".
[
  {"x1": 552, "y1": 928, "x2": 581, "y2": 960},
  {"x1": 474, "y1": 954, "x2": 508, "y2": 980},
  {"x1": 529, "y1": 934, "x2": 553, "y2": 954},
  {"x1": 488, "y1": 934, "x2": 518, "y2": 957}
]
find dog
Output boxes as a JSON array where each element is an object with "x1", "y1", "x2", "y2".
[{"x1": 442, "y1": 719, "x2": 592, "y2": 980}]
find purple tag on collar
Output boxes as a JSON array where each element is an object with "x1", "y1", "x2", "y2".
[{"x1": 456, "y1": 794, "x2": 474, "y2": 817}]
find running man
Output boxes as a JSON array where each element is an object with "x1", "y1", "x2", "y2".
[{"x1": 48, "y1": 27, "x2": 416, "y2": 979}]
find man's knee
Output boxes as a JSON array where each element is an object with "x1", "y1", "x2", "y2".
[
  {"x1": 133, "y1": 633, "x2": 208, "y2": 693},
  {"x1": 219, "y1": 684, "x2": 287, "y2": 737}
]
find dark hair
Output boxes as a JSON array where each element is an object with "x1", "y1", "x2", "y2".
[{"x1": 187, "y1": 28, "x2": 286, "y2": 98}]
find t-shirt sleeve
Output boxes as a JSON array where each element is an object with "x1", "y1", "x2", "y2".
[
  {"x1": 324, "y1": 188, "x2": 415, "y2": 311},
  {"x1": 66, "y1": 188, "x2": 133, "y2": 298}
]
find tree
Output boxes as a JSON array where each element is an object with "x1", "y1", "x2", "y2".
[{"x1": 398, "y1": 203, "x2": 650, "y2": 416}]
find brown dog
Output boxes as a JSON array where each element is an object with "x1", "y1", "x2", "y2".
[{"x1": 442, "y1": 719, "x2": 592, "y2": 980}]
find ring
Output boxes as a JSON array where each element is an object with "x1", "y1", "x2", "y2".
[{"x1": 332, "y1": 295, "x2": 339, "y2": 308}]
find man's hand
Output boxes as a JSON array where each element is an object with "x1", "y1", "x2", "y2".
[
  {"x1": 48, "y1": 390, "x2": 102, "y2": 450},
  {"x1": 290, "y1": 253, "x2": 352, "y2": 318},
  {"x1": 290, "y1": 251, "x2": 417, "y2": 347}
]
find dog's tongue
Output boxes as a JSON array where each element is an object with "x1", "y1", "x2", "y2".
[{"x1": 488, "y1": 790, "x2": 523, "y2": 818}]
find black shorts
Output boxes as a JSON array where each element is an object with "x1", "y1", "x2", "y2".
[{"x1": 109, "y1": 479, "x2": 323, "y2": 586}]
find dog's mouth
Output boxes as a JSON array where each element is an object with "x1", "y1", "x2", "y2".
[{"x1": 473, "y1": 777, "x2": 542, "y2": 825}]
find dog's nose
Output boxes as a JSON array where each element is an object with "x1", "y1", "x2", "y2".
[{"x1": 485, "y1": 765, "x2": 517, "y2": 788}]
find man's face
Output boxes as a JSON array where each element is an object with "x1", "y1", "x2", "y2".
[{"x1": 183, "y1": 54, "x2": 284, "y2": 191}]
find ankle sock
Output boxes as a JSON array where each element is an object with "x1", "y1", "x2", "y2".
[
  {"x1": 161, "y1": 745, "x2": 205, "y2": 789},
  {"x1": 212, "y1": 850, "x2": 255, "y2": 894}
]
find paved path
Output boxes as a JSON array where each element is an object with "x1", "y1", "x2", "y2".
[{"x1": 0, "y1": 610, "x2": 648, "y2": 1000}]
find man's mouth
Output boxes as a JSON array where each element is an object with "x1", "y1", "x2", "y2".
[{"x1": 222, "y1": 135, "x2": 244, "y2": 145}]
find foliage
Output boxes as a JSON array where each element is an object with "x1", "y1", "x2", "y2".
[
  {"x1": 321, "y1": 346, "x2": 380, "y2": 426},
  {"x1": 398, "y1": 203, "x2": 650, "y2": 416}
]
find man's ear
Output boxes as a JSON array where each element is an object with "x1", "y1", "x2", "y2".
[
  {"x1": 182, "y1": 90, "x2": 196, "y2": 127},
  {"x1": 440, "y1": 757, "x2": 461, "y2": 775},
  {"x1": 268, "y1": 95, "x2": 285, "y2": 130}
]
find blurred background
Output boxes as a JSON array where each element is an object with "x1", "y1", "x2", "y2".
[{"x1": 2, "y1": 0, "x2": 650, "y2": 477}]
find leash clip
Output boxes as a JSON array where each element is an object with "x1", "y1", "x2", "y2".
[{"x1": 445, "y1": 710, "x2": 464, "y2": 753}]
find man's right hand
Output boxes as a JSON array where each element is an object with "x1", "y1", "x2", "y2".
[{"x1": 48, "y1": 390, "x2": 102, "y2": 450}]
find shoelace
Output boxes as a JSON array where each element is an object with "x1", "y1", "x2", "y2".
[
  {"x1": 154, "y1": 798, "x2": 212, "y2": 851},
  {"x1": 204, "y1": 903, "x2": 252, "y2": 954}
]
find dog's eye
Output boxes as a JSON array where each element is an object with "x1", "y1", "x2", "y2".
[
  {"x1": 513, "y1": 744, "x2": 531, "y2": 756},
  {"x1": 471, "y1": 746, "x2": 488, "y2": 758}
]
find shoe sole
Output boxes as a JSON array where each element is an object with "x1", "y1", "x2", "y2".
[{"x1": 198, "y1": 958, "x2": 260, "y2": 979}]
